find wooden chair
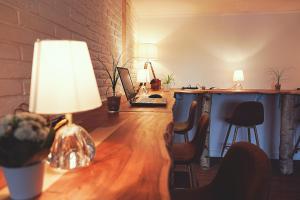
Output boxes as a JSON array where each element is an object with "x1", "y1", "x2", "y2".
[
  {"x1": 172, "y1": 142, "x2": 271, "y2": 200},
  {"x1": 221, "y1": 101, "x2": 264, "y2": 156},
  {"x1": 172, "y1": 114, "x2": 210, "y2": 188},
  {"x1": 174, "y1": 100, "x2": 198, "y2": 143}
]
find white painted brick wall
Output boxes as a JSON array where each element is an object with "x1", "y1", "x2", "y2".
[{"x1": 0, "y1": 0, "x2": 134, "y2": 116}]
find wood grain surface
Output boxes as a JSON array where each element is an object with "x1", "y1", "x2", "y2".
[
  {"x1": 0, "y1": 98, "x2": 173, "y2": 200},
  {"x1": 174, "y1": 88, "x2": 300, "y2": 95}
]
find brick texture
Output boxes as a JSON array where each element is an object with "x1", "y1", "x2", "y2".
[{"x1": 0, "y1": 0, "x2": 135, "y2": 116}]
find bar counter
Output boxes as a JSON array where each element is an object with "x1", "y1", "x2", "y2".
[{"x1": 173, "y1": 88, "x2": 300, "y2": 175}]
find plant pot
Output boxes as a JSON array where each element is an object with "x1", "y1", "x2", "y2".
[
  {"x1": 163, "y1": 83, "x2": 171, "y2": 91},
  {"x1": 3, "y1": 162, "x2": 44, "y2": 199},
  {"x1": 275, "y1": 83, "x2": 281, "y2": 90},
  {"x1": 150, "y1": 79, "x2": 161, "y2": 90},
  {"x1": 107, "y1": 96, "x2": 121, "y2": 113}
]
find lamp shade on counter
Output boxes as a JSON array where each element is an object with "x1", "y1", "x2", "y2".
[
  {"x1": 29, "y1": 40, "x2": 102, "y2": 114},
  {"x1": 233, "y1": 69, "x2": 244, "y2": 82}
]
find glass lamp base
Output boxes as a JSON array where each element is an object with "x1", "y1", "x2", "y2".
[
  {"x1": 233, "y1": 82, "x2": 243, "y2": 90},
  {"x1": 47, "y1": 124, "x2": 96, "y2": 170}
]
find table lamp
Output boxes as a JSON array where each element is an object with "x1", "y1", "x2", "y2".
[
  {"x1": 139, "y1": 43, "x2": 161, "y2": 90},
  {"x1": 233, "y1": 69, "x2": 244, "y2": 89},
  {"x1": 137, "y1": 68, "x2": 150, "y2": 96},
  {"x1": 29, "y1": 40, "x2": 102, "y2": 170}
]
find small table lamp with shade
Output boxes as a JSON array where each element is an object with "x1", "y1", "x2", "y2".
[
  {"x1": 233, "y1": 69, "x2": 244, "y2": 90},
  {"x1": 139, "y1": 43, "x2": 161, "y2": 90},
  {"x1": 29, "y1": 40, "x2": 102, "y2": 170},
  {"x1": 137, "y1": 68, "x2": 150, "y2": 96}
]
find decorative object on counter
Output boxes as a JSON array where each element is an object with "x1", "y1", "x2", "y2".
[
  {"x1": 268, "y1": 68, "x2": 287, "y2": 90},
  {"x1": 139, "y1": 43, "x2": 161, "y2": 90},
  {"x1": 98, "y1": 53, "x2": 131, "y2": 112},
  {"x1": 0, "y1": 113, "x2": 55, "y2": 199},
  {"x1": 233, "y1": 69, "x2": 244, "y2": 89},
  {"x1": 137, "y1": 68, "x2": 150, "y2": 96},
  {"x1": 162, "y1": 74, "x2": 175, "y2": 91},
  {"x1": 30, "y1": 39, "x2": 102, "y2": 170},
  {"x1": 181, "y1": 85, "x2": 199, "y2": 90}
]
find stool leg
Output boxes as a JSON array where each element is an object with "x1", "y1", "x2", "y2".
[
  {"x1": 247, "y1": 128, "x2": 251, "y2": 143},
  {"x1": 184, "y1": 133, "x2": 189, "y2": 143},
  {"x1": 293, "y1": 135, "x2": 300, "y2": 156},
  {"x1": 221, "y1": 124, "x2": 232, "y2": 157},
  {"x1": 253, "y1": 126, "x2": 260, "y2": 147},
  {"x1": 233, "y1": 127, "x2": 238, "y2": 144},
  {"x1": 187, "y1": 164, "x2": 194, "y2": 188}
]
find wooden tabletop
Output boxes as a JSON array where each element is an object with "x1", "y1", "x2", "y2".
[
  {"x1": 174, "y1": 88, "x2": 300, "y2": 95},
  {"x1": 0, "y1": 98, "x2": 173, "y2": 199}
]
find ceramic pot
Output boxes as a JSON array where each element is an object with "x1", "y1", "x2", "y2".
[
  {"x1": 2, "y1": 162, "x2": 44, "y2": 199},
  {"x1": 107, "y1": 96, "x2": 121, "y2": 112}
]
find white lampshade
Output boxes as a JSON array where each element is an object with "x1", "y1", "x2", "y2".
[
  {"x1": 29, "y1": 40, "x2": 102, "y2": 114},
  {"x1": 138, "y1": 43, "x2": 157, "y2": 59},
  {"x1": 137, "y1": 68, "x2": 150, "y2": 83},
  {"x1": 233, "y1": 70, "x2": 244, "y2": 82}
]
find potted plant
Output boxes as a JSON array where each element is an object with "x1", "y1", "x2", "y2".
[
  {"x1": 268, "y1": 68, "x2": 287, "y2": 90},
  {"x1": 162, "y1": 74, "x2": 175, "y2": 91},
  {"x1": 0, "y1": 112, "x2": 55, "y2": 199},
  {"x1": 97, "y1": 54, "x2": 131, "y2": 112}
]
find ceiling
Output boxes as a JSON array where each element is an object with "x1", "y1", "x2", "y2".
[{"x1": 133, "y1": 0, "x2": 300, "y2": 17}]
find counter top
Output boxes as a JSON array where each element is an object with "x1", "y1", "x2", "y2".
[
  {"x1": 0, "y1": 99, "x2": 173, "y2": 200},
  {"x1": 174, "y1": 88, "x2": 300, "y2": 95}
]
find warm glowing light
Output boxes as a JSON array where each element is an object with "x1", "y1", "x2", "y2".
[
  {"x1": 29, "y1": 40, "x2": 100, "y2": 170},
  {"x1": 138, "y1": 43, "x2": 157, "y2": 59},
  {"x1": 137, "y1": 68, "x2": 150, "y2": 83},
  {"x1": 233, "y1": 70, "x2": 244, "y2": 82},
  {"x1": 233, "y1": 69, "x2": 244, "y2": 89},
  {"x1": 29, "y1": 40, "x2": 102, "y2": 114}
]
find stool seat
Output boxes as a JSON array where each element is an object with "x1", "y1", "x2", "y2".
[
  {"x1": 173, "y1": 143, "x2": 196, "y2": 163},
  {"x1": 221, "y1": 101, "x2": 264, "y2": 157},
  {"x1": 226, "y1": 101, "x2": 264, "y2": 127},
  {"x1": 174, "y1": 122, "x2": 191, "y2": 133}
]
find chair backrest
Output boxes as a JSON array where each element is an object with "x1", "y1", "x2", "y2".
[
  {"x1": 191, "y1": 114, "x2": 210, "y2": 161},
  {"x1": 231, "y1": 101, "x2": 264, "y2": 126},
  {"x1": 186, "y1": 100, "x2": 198, "y2": 130},
  {"x1": 211, "y1": 142, "x2": 271, "y2": 200}
]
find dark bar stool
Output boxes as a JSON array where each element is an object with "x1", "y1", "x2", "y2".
[
  {"x1": 221, "y1": 101, "x2": 264, "y2": 157},
  {"x1": 174, "y1": 100, "x2": 197, "y2": 143},
  {"x1": 172, "y1": 114, "x2": 210, "y2": 188}
]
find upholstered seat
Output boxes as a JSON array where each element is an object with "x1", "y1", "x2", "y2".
[
  {"x1": 221, "y1": 101, "x2": 264, "y2": 156},
  {"x1": 172, "y1": 142, "x2": 271, "y2": 200},
  {"x1": 173, "y1": 143, "x2": 197, "y2": 163}
]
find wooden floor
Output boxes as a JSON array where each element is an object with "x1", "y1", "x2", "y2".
[{"x1": 187, "y1": 159, "x2": 300, "y2": 200}]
